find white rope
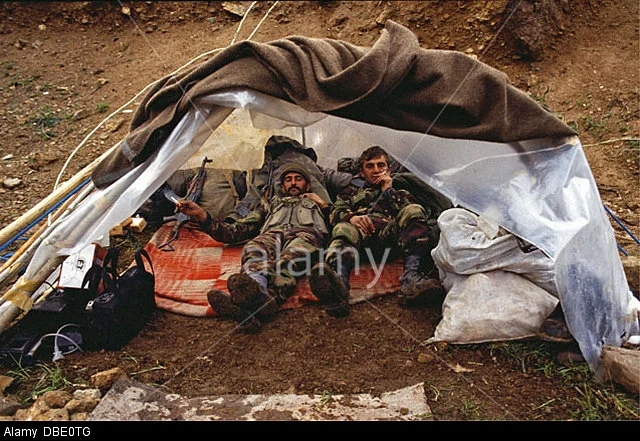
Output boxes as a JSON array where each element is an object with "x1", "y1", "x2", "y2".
[
  {"x1": 230, "y1": 1, "x2": 258, "y2": 45},
  {"x1": 582, "y1": 137, "x2": 639, "y2": 147},
  {"x1": 54, "y1": 29, "x2": 229, "y2": 195},
  {"x1": 53, "y1": 48, "x2": 224, "y2": 193},
  {"x1": 247, "y1": 1, "x2": 280, "y2": 41}
]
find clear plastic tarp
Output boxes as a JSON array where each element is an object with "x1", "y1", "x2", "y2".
[{"x1": 17, "y1": 89, "x2": 640, "y2": 379}]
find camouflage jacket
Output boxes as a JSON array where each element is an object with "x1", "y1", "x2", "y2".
[
  {"x1": 205, "y1": 194, "x2": 330, "y2": 243},
  {"x1": 329, "y1": 179, "x2": 418, "y2": 230}
]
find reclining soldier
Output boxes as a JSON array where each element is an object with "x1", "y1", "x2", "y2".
[
  {"x1": 177, "y1": 164, "x2": 331, "y2": 333},
  {"x1": 310, "y1": 145, "x2": 444, "y2": 317}
]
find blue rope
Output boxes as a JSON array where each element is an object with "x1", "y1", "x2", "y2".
[
  {"x1": 617, "y1": 244, "x2": 629, "y2": 257},
  {"x1": 0, "y1": 178, "x2": 91, "y2": 254},
  {"x1": 604, "y1": 204, "x2": 640, "y2": 246}
]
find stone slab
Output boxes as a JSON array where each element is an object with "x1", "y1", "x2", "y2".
[{"x1": 88, "y1": 378, "x2": 432, "y2": 421}]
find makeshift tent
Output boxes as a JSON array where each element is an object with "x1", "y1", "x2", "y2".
[{"x1": 0, "y1": 21, "x2": 637, "y2": 381}]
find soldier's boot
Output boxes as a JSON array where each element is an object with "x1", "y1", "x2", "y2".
[
  {"x1": 273, "y1": 270, "x2": 297, "y2": 304},
  {"x1": 398, "y1": 253, "x2": 444, "y2": 307},
  {"x1": 228, "y1": 272, "x2": 280, "y2": 318},
  {"x1": 309, "y1": 261, "x2": 351, "y2": 317},
  {"x1": 206, "y1": 289, "x2": 261, "y2": 333}
]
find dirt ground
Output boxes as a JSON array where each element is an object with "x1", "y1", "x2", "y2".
[{"x1": 0, "y1": 1, "x2": 638, "y2": 421}]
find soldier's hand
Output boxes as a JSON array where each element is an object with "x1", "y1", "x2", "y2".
[
  {"x1": 374, "y1": 171, "x2": 393, "y2": 191},
  {"x1": 302, "y1": 192, "x2": 329, "y2": 209},
  {"x1": 176, "y1": 200, "x2": 207, "y2": 224},
  {"x1": 350, "y1": 215, "x2": 375, "y2": 236}
]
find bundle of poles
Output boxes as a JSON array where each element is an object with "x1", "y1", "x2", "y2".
[{"x1": 0, "y1": 147, "x2": 114, "y2": 334}]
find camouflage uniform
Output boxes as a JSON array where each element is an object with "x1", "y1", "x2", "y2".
[
  {"x1": 203, "y1": 194, "x2": 328, "y2": 303},
  {"x1": 325, "y1": 179, "x2": 438, "y2": 270}
]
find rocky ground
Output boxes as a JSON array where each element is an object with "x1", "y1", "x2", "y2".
[{"x1": 0, "y1": 1, "x2": 637, "y2": 421}]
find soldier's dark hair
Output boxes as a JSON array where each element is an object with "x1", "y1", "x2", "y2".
[{"x1": 358, "y1": 145, "x2": 389, "y2": 171}]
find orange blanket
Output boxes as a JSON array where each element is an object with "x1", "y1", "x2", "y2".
[{"x1": 145, "y1": 223, "x2": 403, "y2": 317}]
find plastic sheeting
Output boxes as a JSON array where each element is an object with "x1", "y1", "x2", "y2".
[{"x1": 17, "y1": 89, "x2": 640, "y2": 380}]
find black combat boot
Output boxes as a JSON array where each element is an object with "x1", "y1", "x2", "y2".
[
  {"x1": 398, "y1": 253, "x2": 444, "y2": 307},
  {"x1": 309, "y1": 261, "x2": 351, "y2": 317},
  {"x1": 207, "y1": 289, "x2": 262, "y2": 333}
]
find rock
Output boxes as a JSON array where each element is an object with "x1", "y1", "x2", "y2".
[
  {"x1": 73, "y1": 389, "x2": 102, "y2": 401},
  {"x1": 376, "y1": 10, "x2": 390, "y2": 25},
  {"x1": 621, "y1": 255, "x2": 639, "y2": 297},
  {"x1": 503, "y1": 0, "x2": 570, "y2": 60},
  {"x1": 10, "y1": 387, "x2": 104, "y2": 421},
  {"x1": 39, "y1": 408, "x2": 69, "y2": 421},
  {"x1": 41, "y1": 390, "x2": 72, "y2": 409},
  {"x1": 601, "y1": 346, "x2": 640, "y2": 396},
  {"x1": 222, "y1": 2, "x2": 247, "y2": 18},
  {"x1": 104, "y1": 117, "x2": 124, "y2": 133},
  {"x1": 14, "y1": 397, "x2": 50, "y2": 421},
  {"x1": 91, "y1": 367, "x2": 128, "y2": 393},
  {"x1": 0, "y1": 375, "x2": 15, "y2": 394},
  {"x1": 71, "y1": 412, "x2": 89, "y2": 421},
  {"x1": 0, "y1": 397, "x2": 21, "y2": 416},
  {"x1": 87, "y1": 377, "x2": 432, "y2": 421},
  {"x1": 2, "y1": 178, "x2": 22, "y2": 189},
  {"x1": 72, "y1": 109, "x2": 90, "y2": 120},
  {"x1": 417, "y1": 353, "x2": 435, "y2": 363},
  {"x1": 65, "y1": 398, "x2": 100, "y2": 414},
  {"x1": 29, "y1": 151, "x2": 59, "y2": 169}
]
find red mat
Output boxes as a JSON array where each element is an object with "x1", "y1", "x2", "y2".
[{"x1": 145, "y1": 223, "x2": 403, "y2": 317}]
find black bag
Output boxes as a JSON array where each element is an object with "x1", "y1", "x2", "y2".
[{"x1": 82, "y1": 247, "x2": 156, "y2": 350}]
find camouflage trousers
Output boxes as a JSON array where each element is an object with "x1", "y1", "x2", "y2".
[
  {"x1": 325, "y1": 203, "x2": 437, "y2": 268},
  {"x1": 241, "y1": 226, "x2": 326, "y2": 301}
]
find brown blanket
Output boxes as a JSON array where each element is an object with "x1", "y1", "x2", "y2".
[{"x1": 92, "y1": 21, "x2": 575, "y2": 188}]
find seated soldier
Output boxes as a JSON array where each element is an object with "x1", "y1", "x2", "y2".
[
  {"x1": 310, "y1": 145, "x2": 444, "y2": 317},
  {"x1": 177, "y1": 164, "x2": 332, "y2": 333}
]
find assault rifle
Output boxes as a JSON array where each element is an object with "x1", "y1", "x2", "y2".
[{"x1": 158, "y1": 156, "x2": 212, "y2": 251}]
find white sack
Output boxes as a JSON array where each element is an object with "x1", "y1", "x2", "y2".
[
  {"x1": 432, "y1": 208, "x2": 558, "y2": 296},
  {"x1": 433, "y1": 270, "x2": 559, "y2": 344}
]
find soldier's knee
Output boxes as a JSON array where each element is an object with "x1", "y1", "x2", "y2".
[
  {"x1": 397, "y1": 203, "x2": 428, "y2": 227},
  {"x1": 332, "y1": 222, "x2": 360, "y2": 244}
]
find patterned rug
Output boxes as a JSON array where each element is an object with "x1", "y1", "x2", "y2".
[{"x1": 145, "y1": 223, "x2": 402, "y2": 317}]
